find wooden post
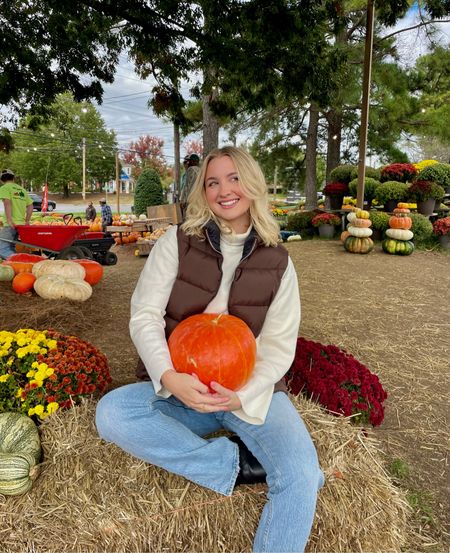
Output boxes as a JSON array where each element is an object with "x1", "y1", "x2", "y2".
[
  {"x1": 115, "y1": 151, "x2": 120, "y2": 214},
  {"x1": 82, "y1": 137, "x2": 86, "y2": 200},
  {"x1": 356, "y1": 0, "x2": 375, "y2": 210},
  {"x1": 174, "y1": 123, "x2": 181, "y2": 200}
]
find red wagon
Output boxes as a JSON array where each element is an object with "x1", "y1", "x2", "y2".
[{"x1": 1, "y1": 215, "x2": 117, "y2": 264}]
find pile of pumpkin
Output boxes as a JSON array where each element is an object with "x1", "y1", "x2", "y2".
[
  {"x1": 382, "y1": 204, "x2": 415, "y2": 256},
  {"x1": 0, "y1": 253, "x2": 103, "y2": 300},
  {"x1": 341, "y1": 208, "x2": 374, "y2": 254}
]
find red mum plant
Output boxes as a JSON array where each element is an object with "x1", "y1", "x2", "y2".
[
  {"x1": 323, "y1": 182, "x2": 349, "y2": 196},
  {"x1": 311, "y1": 213, "x2": 342, "y2": 227},
  {"x1": 432, "y1": 217, "x2": 450, "y2": 236},
  {"x1": 285, "y1": 337, "x2": 387, "y2": 426},
  {"x1": 380, "y1": 163, "x2": 417, "y2": 183}
]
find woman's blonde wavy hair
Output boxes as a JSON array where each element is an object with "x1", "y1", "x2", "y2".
[{"x1": 181, "y1": 146, "x2": 280, "y2": 246}]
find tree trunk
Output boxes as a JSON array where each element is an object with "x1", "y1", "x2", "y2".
[
  {"x1": 173, "y1": 122, "x2": 181, "y2": 199},
  {"x1": 325, "y1": 109, "x2": 342, "y2": 181},
  {"x1": 202, "y1": 89, "x2": 219, "y2": 156},
  {"x1": 304, "y1": 102, "x2": 320, "y2": 211},
  {"x1": 63, "y1": 184, "x2": 70, "y2": 198}
]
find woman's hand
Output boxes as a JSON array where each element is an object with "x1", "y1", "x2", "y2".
[
  {"x1": 209, "y1": 381, "x2": 242, "y2": 412},
  {"x1": 161, "y1": 370, "x2": 231, "y2": 413}
]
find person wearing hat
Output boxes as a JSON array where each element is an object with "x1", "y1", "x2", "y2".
[
  {"x1": 85, "y1": 200, "x2": 97, "y2": 224},
  {"x1": 0, "y1": 169, "x2": 33, "y2": 260},
  {"x1": 179, "y1": 153, "x2": 201, "y2": 218},
  {"x1": 99, "y1": 197, "x2": 113, "y2": 232}
]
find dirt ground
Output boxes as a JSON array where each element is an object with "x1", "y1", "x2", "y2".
[{"x1": 1, "y1": 227, "x2": 449, "y2": 550}]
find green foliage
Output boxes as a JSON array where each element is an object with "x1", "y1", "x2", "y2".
[
  {"x1": 285, "y1": 210, "x2": 316, "y2": 236},
  {"x1": 410, "y1": 213, "x2": 434, "y2": 244},
  {"x1": 374, "y1": 181, "x2": 409, "y2": 204},
  {"x1": 134, "y1": 169, "x2": 164, "y2": 216},
  {"x1": 9, "y1": 94, "x2": 117, "y2": 193},
  {"x1": 417, "y1": 163, "x2": 450, "y2": 189},
  {"x1": 328, "y1": 165, "x2": 355, "y2": 184},
  {"x1": 0, "y1": 2, "x2": 121, "y2": 121},
  {"x1": 348, "y1": 178, "x2": 380, "y2": 202},
  {"x1": 369, "y1": 210, "x2": 390, "y2": 232},
  {"x1": 407, "y1": 181, "x2": 445, "y2": 202},
  {"x1": 387, "y1": 458, "x2": 410, "y2": 480},
  {"x1": 349, "y1": 166, "x2": 381, "y2": 181}
]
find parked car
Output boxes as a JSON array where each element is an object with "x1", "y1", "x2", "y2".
[{"x1": 29, "y1": 193, "x2": 56, "y2": 212}]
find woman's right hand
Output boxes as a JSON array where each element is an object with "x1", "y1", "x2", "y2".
[{"x1": 161, "y1": 370, "x2": 230, "y2": 413}]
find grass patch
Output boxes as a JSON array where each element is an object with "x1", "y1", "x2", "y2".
[
  {"x1": 407, "y1": 490, "x2": 436, "y2": 526},
  {"x1": 388, "y1": 457, "x2": 410, "y2": 480}
]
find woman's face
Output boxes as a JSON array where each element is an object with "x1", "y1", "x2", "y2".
[{"x1": 204, "y1": 155, "x2": 251, "y2": 233}]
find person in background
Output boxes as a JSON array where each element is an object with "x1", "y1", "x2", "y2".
[
  {"x1": 180, "y1": 153, "x2": 201, "y2": 218},
  {"x1": 96, "y1": 146, "x2": 324, "y2": 553},
  {"x1": 99, "y1": 198, "x2": 113, "y2": 232},
  {"x1": 0, "y1": 169, "x2": 33, "y2": 260},
  {"x1": 85, "y1": 201, "x2": 97, "y2": 223}
]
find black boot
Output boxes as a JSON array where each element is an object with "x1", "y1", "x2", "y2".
[{"x1": 229, "y1": 435, "x2": 267, "y2": 487}]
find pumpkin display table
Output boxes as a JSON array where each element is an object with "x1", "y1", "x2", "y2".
[{"x1": 107, "y1": 218, "x2": 172, "y2": 245}]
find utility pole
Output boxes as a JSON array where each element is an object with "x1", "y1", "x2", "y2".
[
  {"x1": 82, "y1": 137, "x2": 86, "y2": 200},
  {"x1": 115, "y1": 151, "x2": 120, "y2": 214}
]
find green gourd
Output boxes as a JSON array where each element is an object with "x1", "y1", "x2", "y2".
[
  {"x1": 344, "y1": 236, "x2": 374, "y2": 254},
  {"x1": 0, "y1": 413, "x2": 41, "y2": 495},
  {"x1": 382, "y1": 239, "x2": 415, "y2": 256},
  {"x1": 0, "y1": 264, "x2": 15, "y2": 281}
]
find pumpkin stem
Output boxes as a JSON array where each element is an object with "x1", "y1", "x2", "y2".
[{"x1": 211, "y1": 314, "x2": 223, "y2": 325}]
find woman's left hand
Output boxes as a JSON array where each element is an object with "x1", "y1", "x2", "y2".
[{"x1": 209, "y1": 381, "x2": 242, "y2": 411}]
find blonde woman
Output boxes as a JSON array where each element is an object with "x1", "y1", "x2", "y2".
[{"x1": 96, "y1": 146, "x2": 323, "y2": 552}]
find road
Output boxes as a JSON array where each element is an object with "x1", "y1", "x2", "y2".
[{"x1": 0, "y1": 203, "x2": 134, "y2": 216}]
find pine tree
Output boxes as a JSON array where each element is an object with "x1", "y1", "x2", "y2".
[{"x1": 134, "y1": 169, "x2": 164, "y2": 216}]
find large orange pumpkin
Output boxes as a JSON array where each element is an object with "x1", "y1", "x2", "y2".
[
  {"x1": 72, "y1": 259, "x2": 104, "y2": 285},
  {"x1": 168, "y1": 313, "x2": 256, "y2": 391}
]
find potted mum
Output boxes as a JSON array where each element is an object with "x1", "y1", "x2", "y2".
[
  {"x1": 380, "y1": 163, "x2": 418, "y2": 183},
  {"x1": 374, "y1": 181, "x2": 409, "y2": 213},
  {"x1": 312, "y1": 212, "x2": 341, "y2": 238},
  {"x1": 323, "y1": 182, "x2": 349, "y2": 210},
  {"x1": 407, "y1": 180, "x2": 445, "y2": 217},
  {"x1": 432, "y1": 217, "x2": 450, "y2": 249},
  {"x1": 348, "y1": 177, "x2": 380, "y2": 208}
]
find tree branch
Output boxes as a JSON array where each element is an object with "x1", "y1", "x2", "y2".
[{"x1": 377, "y1": 19, "x2": 450, "y2": 42}]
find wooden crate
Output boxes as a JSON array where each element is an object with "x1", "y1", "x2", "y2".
[
  {"x1": 146, "y1": 203, "x2": 182, "y2": 224},
  {"x1": 136, "y1": 241, "x2": 155, "y2": 256}
]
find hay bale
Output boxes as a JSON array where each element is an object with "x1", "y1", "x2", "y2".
[{"x1": 0, "y1": 397, "x2": 409, "y2": 553}]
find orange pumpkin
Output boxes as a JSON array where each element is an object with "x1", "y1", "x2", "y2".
[
  {"x1": 352, "y1": 218, "x2": 372, "y2": 228},
  {"x1": 340, "y1": 230, "x2": 351, "y2": 242},
  {"x1": 72, "y1": 259, "x2": 104, "y2": 285},
  {"x1": 12, "y1": 272, "x2": 36, "y2": 294},
  {"x1": 393, "y1": 207, "x2": 410, "y2": 214},
  {"x1": 389, "y1": 216, "x2": 412, "y2": 230},
  {"x1": 3, "y1": 253, "x2": 47, "y2": 275},
  {"x1": 168, "y1": 313, "x2": 256, "y2": 391}
]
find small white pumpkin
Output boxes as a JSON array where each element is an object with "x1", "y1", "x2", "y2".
[
  {"x1": 386, "y1": 228, "x2": 414, "y2": 241},
  {"x1": 32, "y1": 260, "x2": 85, "y2": 280},
  {"x1": 347, "y1": 225, "x2": 373, "y2": 238},
  {"x1": 347, "y1": 212, "x2": 358, "y2": 223},
  {"x1": 34, "y1": 274, "x2": 92, "y2": 301}
]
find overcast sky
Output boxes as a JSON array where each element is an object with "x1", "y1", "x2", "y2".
[{"x1": 94, "y1": 8, "x2": 449, "y2": 163}]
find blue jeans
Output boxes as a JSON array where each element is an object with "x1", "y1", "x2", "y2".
[
  {"x1": 96, "y1": 383, "x2": 324, "y2": 553},
  {"x1": 0, "y1": 226, "x2": 17, "y2": 259}
]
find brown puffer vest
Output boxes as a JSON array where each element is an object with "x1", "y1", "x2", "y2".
[{"x1": 136, "y1": 222, "x2": 289, "y2": 393}]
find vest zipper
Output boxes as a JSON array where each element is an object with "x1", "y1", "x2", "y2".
[{"x1": 240, "y1": 238, "x2": 258, "y2": 263}]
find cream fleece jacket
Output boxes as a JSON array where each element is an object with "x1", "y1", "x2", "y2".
[{"x1": 130, "y1": 224, "x2": 300, "y2": 425}]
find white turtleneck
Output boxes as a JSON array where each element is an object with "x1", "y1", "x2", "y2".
[{"x1": 130, "y1": 224, "x2": 300, "y2": 425}]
